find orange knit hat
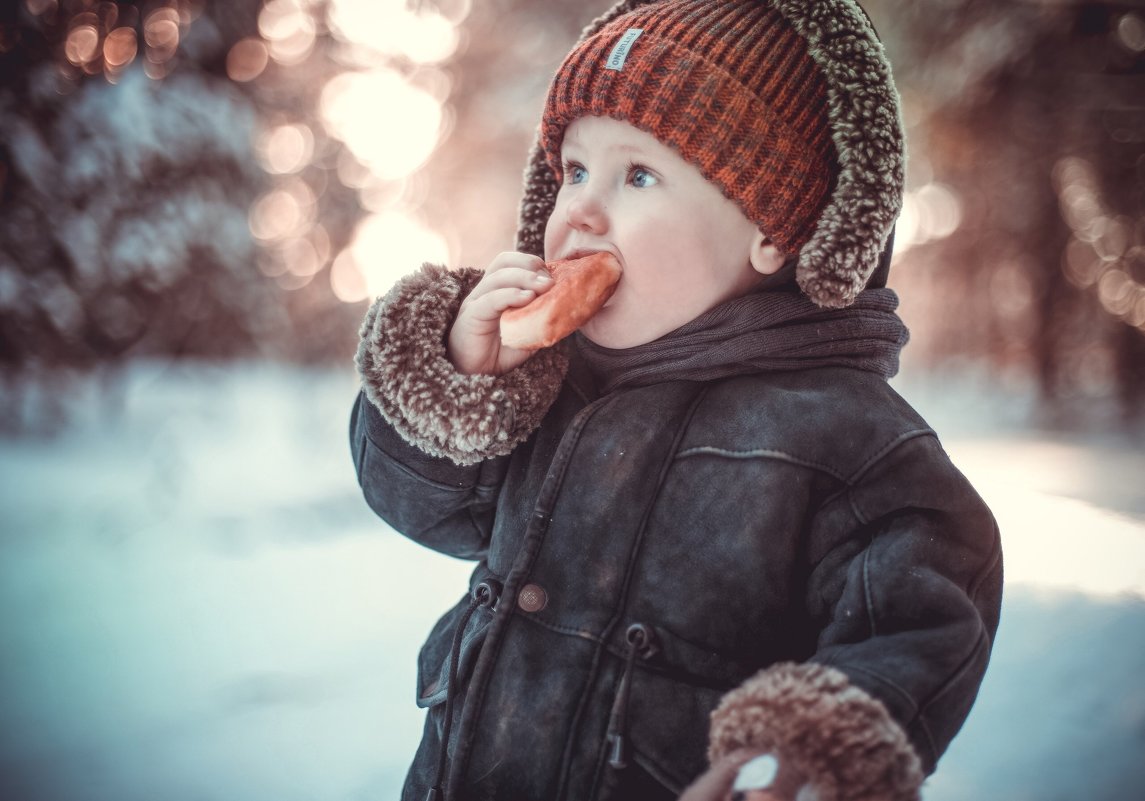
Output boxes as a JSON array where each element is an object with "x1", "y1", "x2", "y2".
[
  {"x1": 517, "y1": 0, "x2": 905, "y2": 309},
  {"x1": 542, "y1": 0, "x2": 835, "y2": 258}
]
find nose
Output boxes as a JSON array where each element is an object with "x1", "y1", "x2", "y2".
[{"x1": 566, "y1": 188, "x2": 608, "y2": 234}]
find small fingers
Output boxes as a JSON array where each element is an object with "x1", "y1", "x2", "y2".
[
  {"x1": 463, "y1": 286, "x2": 539, "y2": 323},
  {"x1": 465, "y1": 265, "x2": 552, "y2": 307},
  {"x1": 484, "y1": 251, "x2": 547, "y2": 276}
]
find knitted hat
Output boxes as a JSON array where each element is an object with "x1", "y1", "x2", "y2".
[{"x1": 516, "y1": 0, "x2": 905, "y2": 309}]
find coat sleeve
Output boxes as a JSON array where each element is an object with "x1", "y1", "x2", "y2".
[
  {"x1": 708, "y1": 432, "x2": 1002, "y2": 801},
  {"x1": 350, "y1": 262, "x2": 568, "y2": 558}
]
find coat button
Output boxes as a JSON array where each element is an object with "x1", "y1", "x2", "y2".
[{"x1": 517, "y1": 583, "x2": 548, "y2": 613}]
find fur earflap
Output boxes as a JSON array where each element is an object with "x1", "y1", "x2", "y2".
[
  {"x1": 773, "y1": 0, "x2": 906, "y2": 308},
  {"x1": 709, "y1": 662, "x2": 923, "y2": 801},
  {"x1": 355, "y1": 264, "x2": 567, "y2": 465}
]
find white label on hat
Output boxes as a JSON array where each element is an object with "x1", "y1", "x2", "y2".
[{"x1": 605, "y1": 28, "x2": 643, "y2": 71}]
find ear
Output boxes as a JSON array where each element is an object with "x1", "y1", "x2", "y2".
[{"x1": 749, "y1": 230, "x2": 786, "y2": 276}]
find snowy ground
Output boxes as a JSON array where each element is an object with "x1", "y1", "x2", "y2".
[{"x1": 1, "y1": 362, "x2": 1143, "y2": 801}]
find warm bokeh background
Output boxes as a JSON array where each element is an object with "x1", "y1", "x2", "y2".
[
  {"x1": 2, "y1": 0, "x2": 1143, "y2": 422},
  {"x1": 1, "y1": 1, "x2": 1143, "y2": 800}
]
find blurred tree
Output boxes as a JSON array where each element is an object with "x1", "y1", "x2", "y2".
[
  {"x1": 1, "y1": 0, "x2": 267, "y2": 367},
  {"x1": 0, "y1": 0, "x2": 363, "y2": 377},
  {"x1": 868, "y1": 0, "x2": 1145, "y2": 425}
]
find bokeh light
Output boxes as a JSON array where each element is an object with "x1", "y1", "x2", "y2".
[
  {"x1": 330, "y1": 211, "x2": 449, "y2": 303},
  {"x1": 1054, "y1": 156, "x2": 1145, "y2": 331},
  {"x1": 320, "y1": 68, "x2": 443, "y2": 181},
  {"x1": 327, "y1": 0, "x2": 463, "y2": 64},
  {"x1": 896, "y1": 182, "x2": 963, "y2": 253},
  {"x1": 1116, "y1": 12, "x2": 1145, "y2": 52},
  {"x1": 25, "y1": 0, "x2": 58, "y2": 16},
  {"x1": 226, "y1": 37, "x2": 269, "y2": 83},
  {"x1": 249, "y1": 179, "x2": 317, "y2": 243},
  {"x1": 234, "y1": 0, "x2": 472, "y2": 305},
  {"x1": 257, "y1": 123, "x2": 315, "y2": 175},
  {"x1": 103, "y1": 26, "x2": 138, "y2": 80},
  {"x1": 260, "y1": 0, "x2": 317, "y2": 66},
  {"x1": 143, "y1": 7, "x2": 179, "y2": 60},
  {"x1": 64, "y1": 22, "x2": 99, "y2": 66}
]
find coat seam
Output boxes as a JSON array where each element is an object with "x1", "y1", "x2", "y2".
[
  {"x1": 914, "y1": 624, "x2": 991, "y2": 768},
  {"x1": 861, "y1": 547, "x2": 878, "y2": 637},
  {"x1": 845, "y1": 428, "x2": 936, "y2": 523},
  {"x1": 847, "y1": 427, "x2": 936, "y2": 485},
  {"x1": 675, "y1": 446, "x2": 849, "y2": 483},
  {"x1": 521, "y1": 612, "x2": 605, "y2": 644},
  {"x1": 823, "y1": 661, "x2": 919, "y2": 716},
  {"x1": 919, "y1": 625, "x2": 989, "y2": 716},
  {"x1": 365, "y1": 432, "x2": 478, "y2": 493},
  {"x1": 967, "y1": 521, "x2": 1003, "y2": 602},
  {"x1": 355, "y1": 426, "x2": 368, "y2": 479},
  {"x1": 847, "y1": 489, "x2": 869, "y2": 526}
]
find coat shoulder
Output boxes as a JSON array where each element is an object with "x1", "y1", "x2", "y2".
[{"x1": 680, "y1": 368, "x2": 937, "y2": 481}]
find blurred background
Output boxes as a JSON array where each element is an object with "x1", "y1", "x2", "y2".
[{"x1": 0, "y1": 1, "x2": 1142, "y2": 799}]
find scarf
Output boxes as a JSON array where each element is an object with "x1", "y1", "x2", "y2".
[{"x1": 572, "y1": 287, "x2": 909, "y2": 395}]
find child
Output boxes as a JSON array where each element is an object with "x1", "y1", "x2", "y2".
[{"x1": 350, "y1": 1, "x2": 1002, "y2": 800}]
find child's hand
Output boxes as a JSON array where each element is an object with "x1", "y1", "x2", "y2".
[{"x1": 447, "y1": 251, "x2": 554, "y2": 376}]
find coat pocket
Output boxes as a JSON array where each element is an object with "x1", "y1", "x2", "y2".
[
  {"x1": 641, "y1": 623, "x2": 756, "y2": 690},
  {"x1": 415, "y1": 592, "x2": 496, "y2": 709},
  {"x1": 623, "y1": 624, "x2": 759, "y2": 792}
]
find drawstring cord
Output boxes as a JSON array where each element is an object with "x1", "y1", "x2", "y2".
[
  {"x1": 606, "y1": 623, "x2": 658, "y2": 770},
  {"x1": 427, "y1": 580, "x2": 500, "y2": 801}
]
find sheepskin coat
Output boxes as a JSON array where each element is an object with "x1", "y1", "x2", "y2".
[{"x1": 350, "y1": 269, "x2": 1003, "y2": 801}]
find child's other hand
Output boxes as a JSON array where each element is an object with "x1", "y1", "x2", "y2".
[{"x1": 447, "y1": 251, "x2": 554, "y2": 376}]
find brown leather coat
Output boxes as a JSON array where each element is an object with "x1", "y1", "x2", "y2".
[{"x1": 351, "y1": 292, "x2": 1002, "y2": 800}]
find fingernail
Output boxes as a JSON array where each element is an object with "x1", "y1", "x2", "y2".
[
  {"x1": 535, "y1": 273, "x2": 552, "y2": 283},
  {"x1": 734, "y1": 754, "x2": 780, "y2": 791}
]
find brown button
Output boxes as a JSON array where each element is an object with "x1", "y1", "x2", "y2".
[{"x1": 517, "y1": 583, "x2": 548, "y2": 613}]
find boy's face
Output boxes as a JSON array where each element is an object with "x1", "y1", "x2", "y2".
[{"x1": 544, "y1": 115, "x2": 767, "y2": 349}]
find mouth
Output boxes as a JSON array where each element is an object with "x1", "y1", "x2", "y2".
[{"x1": 562, "y1": 247, "x2": 614, "y2": 262}]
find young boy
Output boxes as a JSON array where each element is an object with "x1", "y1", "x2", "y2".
[{"x1": 351, "y1": 2, "x2": 1003, "y2": 800}]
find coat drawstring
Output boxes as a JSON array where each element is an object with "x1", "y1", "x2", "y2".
[
  {"x1": 606, "y1": 623, "x2": 658, "y2": 770},
  {"x1": 427, "y1": 580, "x2": 500, "y2": 801}
]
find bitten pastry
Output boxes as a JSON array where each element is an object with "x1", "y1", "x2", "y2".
[{"x1": 500, "y1": 252, "x2": 622, "y2": 350}]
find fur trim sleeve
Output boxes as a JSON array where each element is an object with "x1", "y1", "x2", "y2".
[
  {"x1": 354, "y1": 264, "x2": 568, "y2": 466},
  {"x1": 709, "y1": 662, "x2": 923, "y2": 801}
]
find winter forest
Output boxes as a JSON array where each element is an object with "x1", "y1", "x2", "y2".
[{"x1": 0, "y1": 0, "x2": 1143, "y2": 799}]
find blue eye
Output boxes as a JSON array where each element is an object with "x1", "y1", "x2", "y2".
[
  {"x1": 629, "y1": 166, "x2": 657, "y2": 188},
  {"x1": 563, "y1": 161, "x2": 588, "y2": 185}
]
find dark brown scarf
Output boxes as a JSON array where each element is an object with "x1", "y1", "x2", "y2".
[{"x1": 572, "y1": 286, "x2": 909, "y2": 395}]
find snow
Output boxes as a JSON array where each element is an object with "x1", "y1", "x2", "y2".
[{"x1": 1, "y1": 362, "x2": 1143, "y2": 800}]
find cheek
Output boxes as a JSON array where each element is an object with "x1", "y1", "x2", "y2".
[
  {"x1": 626, "y1": 219, "x2": 701, "y2": 282},
  {"x1": 542, "y1": 205, "x2": 564, "y2": 260}
]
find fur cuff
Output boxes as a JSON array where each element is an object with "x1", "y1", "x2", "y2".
[
  {"x1": 709, "y1": 662, "x2": 923, "y2": 801},
  {"x1": 355, "y1": 264, "x2": 568, "y2": 465}
]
